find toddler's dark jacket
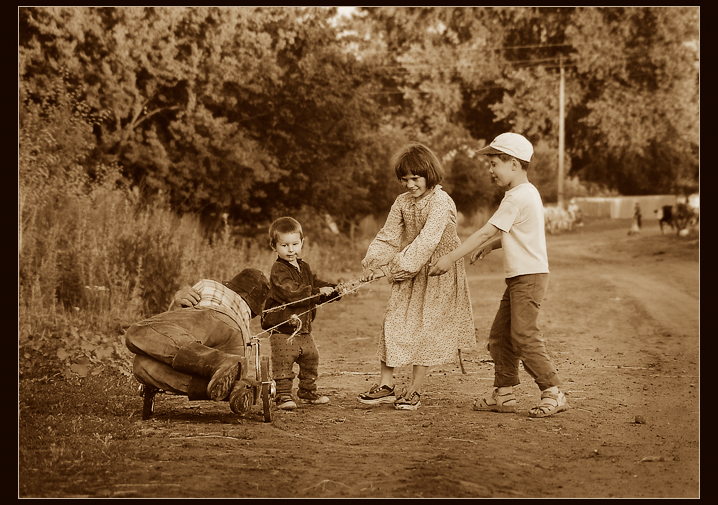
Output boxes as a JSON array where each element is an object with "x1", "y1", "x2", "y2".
[{"x1": 262, "y1": 258, "x2": 339, "y2": 334}]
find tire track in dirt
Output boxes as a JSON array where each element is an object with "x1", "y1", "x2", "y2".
[{"x1": 596, "y1": 268, "x2": 698, "y2": 338}]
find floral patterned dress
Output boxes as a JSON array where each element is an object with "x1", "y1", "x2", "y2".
[{"x1": 362, "y1": 185, "x2": 476, "y2": 367}]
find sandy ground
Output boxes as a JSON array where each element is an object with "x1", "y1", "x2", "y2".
[{"x1": 98, "y1": 219, "x2": 700, "y2": 498}]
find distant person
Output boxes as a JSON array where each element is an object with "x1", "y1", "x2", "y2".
[
  {"x1": 357, "y1": 142, "x2": 476, "y2": 411},
  {"x1": 124, "y1": 268, "x2": 270, "y2": 414},
  {"x1": 628, "y1": 202, "x2": 641, "y2": 235},
  {"x1": 262, "y1": 216, "x2": 341, "y2": 410},
  {"x1": 429, "y1": 132, "x2": 569, "y2": 418}
]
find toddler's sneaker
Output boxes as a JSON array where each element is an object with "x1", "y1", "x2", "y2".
[
  {"x1": 357, "y1": 383, "x2": 396, "y2": 405},
  {"x1": 394, "y1": 391, "x2": 421, "y2": 411},
  {"x1": 297, "y1": 389, "x2": 330, "y2": 405},
  {"x1": 276, "y1": 394, "x2": 297, "y2": 411}
]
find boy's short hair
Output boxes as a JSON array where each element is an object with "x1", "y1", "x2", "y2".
[
  {"x1": 392, "y1": 142, "x2": 444, "y2": 188},
  {"x1": 268, "y1": 216, "x2": 304, "y2": 248},
  {"x1": 487, "y1": 152, "x2": 530, "y2": 171}
]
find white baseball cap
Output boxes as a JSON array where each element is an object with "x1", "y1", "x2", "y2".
[{"x1": 477, "y1": 132, "x2": 533, "y2": 162}]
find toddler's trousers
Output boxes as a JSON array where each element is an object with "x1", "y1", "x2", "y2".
[
  {"x1": 270, "y1": 332, "x2": 320, "y2": 395},
  {"x1": 488, "y1": 273, "x2": 561, "y2": 391}
]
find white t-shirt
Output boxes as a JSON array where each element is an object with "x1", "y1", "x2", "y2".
[{"x1": 488, "y1": 182, "x2": 549, "y2": 278}]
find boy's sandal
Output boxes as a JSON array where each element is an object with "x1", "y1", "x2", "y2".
[
  {"x1": 528, "y1": 390, "x2": 569, "y2": 418},
  {"x1": 472, "y1": 390, "x2": 517, "y2": 413}
]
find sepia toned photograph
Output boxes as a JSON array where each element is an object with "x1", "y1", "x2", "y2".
[{"x1": 18, "y1": 5, "x2": 699, "y2": 499}]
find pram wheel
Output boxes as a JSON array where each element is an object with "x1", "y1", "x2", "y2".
[{"x1": 260, "y1": 356, "x2": 272, "y2": 423}]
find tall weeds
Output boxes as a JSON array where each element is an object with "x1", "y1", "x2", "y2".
[
  {"x1": 19, "y1": 183, "x2": 365, "y2": 378},
  {"x1": 19, "y1": 178, "x2": 366, "y2": 381}
]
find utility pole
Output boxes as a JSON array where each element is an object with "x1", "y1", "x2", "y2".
[{"x1": 558, "y1": 55, "x2": 565, "y2": 209}]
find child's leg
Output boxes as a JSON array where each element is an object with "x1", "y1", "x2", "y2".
[
  {"x1": 295, "y1": 334, "x2": 320, "y2": 393},
  {"x1": 508, "y1": 274, "x2": 561, "y2": 391},
  {"x1": 508, "y1": 274, "x2": 569, "y2": 417},
  {"x1": 489, "y1": 284, "x2": 521, "y2": 388},
  {"x1": 269, "y1": 332, "x2": 299, "y2": 397},
  {"x1": 380, "y1": 360, "x2": 395, "y2": 387},
  {"x1": 473, "y1": 285, "x2": 519, "y2": 411},
  {"x1": 407, "y1": 364, "x2": 428, "y2": 394},
  {"x1": 295, "y1": 335, "x2": 330, "y2": 404}
]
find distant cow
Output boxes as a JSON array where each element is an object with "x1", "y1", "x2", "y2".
[
  {"x1": 654, "y1": 204, "x2": 698, "y2": 235},
  {"x1": 654, "y1": 205, "x2": 674, "y2": 234},
  {"x1": 567, "y1": 199, "x2": 584, "y2": 227},
  {"x1": 544, "y1": 205, "x2": 575, "y2": 234}
]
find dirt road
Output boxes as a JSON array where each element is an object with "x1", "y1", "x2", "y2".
[{"x1": 48, "y1": 219, "x2": 702, "y2": 498}]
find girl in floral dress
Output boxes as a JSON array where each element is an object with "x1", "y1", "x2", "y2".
[{"x1": 357, "y1": 142, "x2": 476, "y2": 410}]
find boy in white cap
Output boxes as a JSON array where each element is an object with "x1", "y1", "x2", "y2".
[{"x1": 429, "y1": 132, "x2": 569, "y2": 418}]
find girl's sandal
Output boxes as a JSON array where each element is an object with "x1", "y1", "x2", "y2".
[
  {"x1": 473, "y1": 389, "x2": 517, "y2": 413},
  {"x1": 528, "y1": 390, "x2": 570, "y2": 418}
]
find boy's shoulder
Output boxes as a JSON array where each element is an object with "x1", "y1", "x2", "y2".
[{"x1": 507, "y1": 182, "x2": 541, "y2": 200}]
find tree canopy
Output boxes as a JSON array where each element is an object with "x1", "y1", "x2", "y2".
[{"x1": 19, "y1": 6, "x2": 699, "y2": 230}]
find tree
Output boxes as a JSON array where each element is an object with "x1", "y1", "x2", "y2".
[
  {"x1": 20, "y1": 5, "x2": 700, "y2": 230},
  {"x1": 565, "y1": 7, "x2": 699, "y2": 194},
  {"x1": 19, "y1": 6, "x2": 388, "y2": 229}
]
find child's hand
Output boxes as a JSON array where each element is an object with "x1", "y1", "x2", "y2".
[
  {"x1": 360, "y1": 269, "x2": 381, "y2": 282},
  {"x1": 319, "y1": 286, "x2": 335, "y2": 296},
  {"x1": 390, "y1": 268, "x2": 414, "y2": 282},
  {"x1": 173, "y1": 286, "x2": 201, "y2": 308},
  {"x1": 470, "y1": 245, "x2": 492, "y2": 264},
  {"x1": 428, "y1": 256, "x2": 453, "y2": 276}
]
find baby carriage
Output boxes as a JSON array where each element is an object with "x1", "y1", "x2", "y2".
[
  {"x1": 136, "y1": 276, "x2": 371, "y2": 423},
  {"x1": 138, "y1": 332, "x2": 276, "y2": 422}
]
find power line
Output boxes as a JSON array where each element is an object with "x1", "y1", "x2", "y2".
[
  {"x1": 367, "y1": 60, "x2": 578, "y2": 75},
  {"x1": 368, "y1": 52, "x2": 662, "y2": 71},
  {"x1": 360, "y1": 54, "x2": 671, "y2": 78},
  {"x1": 366, "y1": 60, "x2": 580, "y2": 96},
  {"x1": 346, "y1": 42, "x2": 575, "y2": 57},
  {"x1": 368, "y1": 85, "x2": 507, "y2": 96}
]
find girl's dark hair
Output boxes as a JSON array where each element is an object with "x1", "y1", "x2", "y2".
[
  {"x1": 268, "y1": 216, "x2": 304, "y2": 248},
  {"x1": 392, "y1": 142, "x2": 444, "y2": 188}
]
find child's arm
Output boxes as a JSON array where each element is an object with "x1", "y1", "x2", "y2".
[
  {"x1": 429, "y1": 222, "x2": 501, "y2": 276},
  {"x1": 270, "y1": 265, "x2": 313, "y2": 306},
  {"x1": 388, "y1": 193, "x2": 454, "y2": 281},
  {"x1": 469, "y1": 235, "x2": 502, "y2": 264},
  {"x1": 313, "y1": 273, "x2": 341, "y2": 303},
  {"x1": 362, "y1": 197, "x2": 404, "y2": 277}
]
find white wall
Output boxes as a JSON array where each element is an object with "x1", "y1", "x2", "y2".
[{"x1": 572, "y1": 195, "x2": 679, "y2": 219}]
